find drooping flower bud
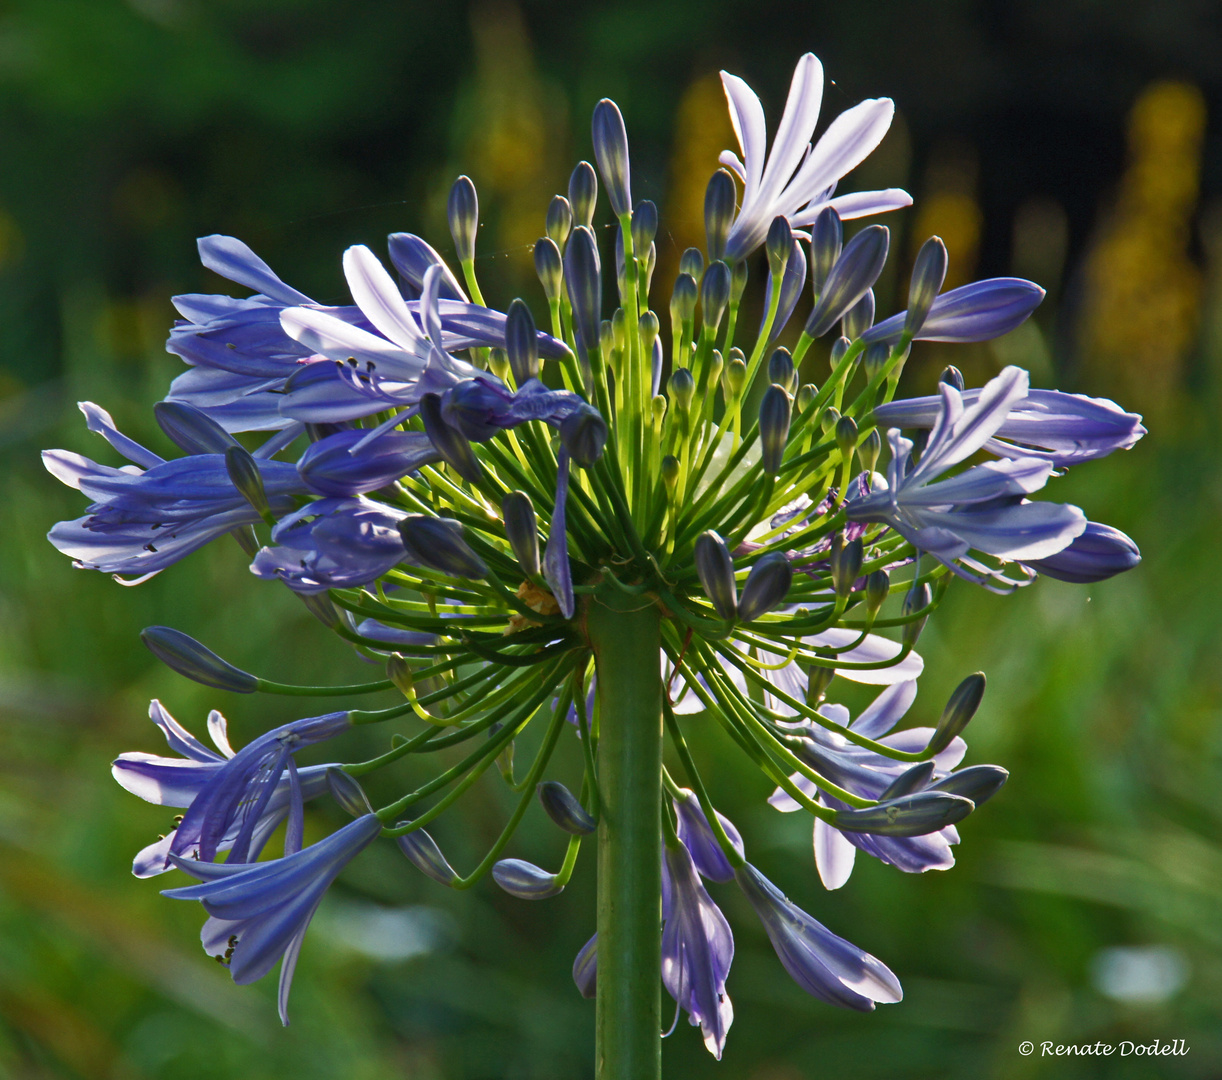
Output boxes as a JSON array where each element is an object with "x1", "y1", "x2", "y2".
[
  {"x1": 738, "y1": 552, "x2": 793, "y2": 622},
  {"x1": 768, "y1": 347, "x2": 796, "y2": 391},
  {"x1": 397, "y1": 825, "x2": 460, "y2": 887},
  {"x1": 809, "y1": 205, "x2": 843, "y2": 295},
  {"x1": 505, "y1": 299, "x2": 541, "y2": 384},
  {"x1": 492, "y1": 858, "x2": 564, "y2": 899},
  {"x1": 501, "y1": 491, "x2": 540, "y2": 578},
  {"x1": 386, "y1": 653, "x2": 414, "y2": 697},
  {"x1": 926, "y1": 672, "x2": 986, "y2": 756},
  {"x1": 929, "y1": 764, "x2": 1009, "y2": 806},
  {"x1": 940, "y1": 364, "x2": 965, "y2": 391},
  {"x1": 805, "y1": 226, "x2": 890, "y2": 339},
  {"x1": 564, "y1": 226, "x2": 602, "y2": 361},
  {"x1": 420, "y1": 393, "x2": 482, "y2": 483},
  {"x1": 701, "y1": 261, "x2": 732, "y2": 333},
  {"x1": 858, "y1": 428, "x2": 882, "y2": 474},
  {"x1": 154, "y1": 401, "x2": 239, "y2": 455},
  {"x1": 573, "y1": 934, "x2": 598, "y2": 999},
  {"x1": 766, "y1": 215, "x2": 793, "y2": 279},
  {"x1": 830, "y1": 536, "x2": 864, "y2": 596},
  {"x1": 140, "y1": 626, "x2": 258, "y2": 692},
  {"x1": 399, "y1": 516, "x2": 488, "y2": 579},
  {"x1": 568, "y1": 161, "x2": 598, "y2": 228},
  {"x1": 224, "y1": 444, "x2": 270, "y2": 520},
  {"x1": 546, "y1": 195, "x2": 573, "y2": 246},
  {"x1": 694, "y1": 530, "x2": 738, "y2": 620},
  {"x1": 832, "y1": 790, "x2": 974, "y2": 837},
  {"x1": 841, "y1": 288, "x2": 875, "y2": 341},
  {"x1": 537, "y1": 781, "x2": 596, "y2": 835},
  {"x1": 905, "y1": 236, "x2": 948, "y2": 336},
  {"x1": 704, "y1": 169, "x2": 736, "y2": 262},
  {"x1": 805, "y1": 664, "x2": 835, "y2": 704},
  {"x1": 534, "y1": 237, "x2": 564, "y2": 303},
  {"x1": 679, "y1": 246, "x2": 705, "y2": 279},
  {"x1": 631, "y1": 199, "x2": 658, "y2": 254},
  {"x1": 559, "y1": 404, "x2": 608, "y2": 467},
  {"x1": 669, "y1": 367, "x2": 695, "y2": 413},
  {"x1": 878, "y1": 761, "x2": 935, "y2": 801},
  {"x1": 759, "y1": 385, "x2": 792, "y2": 475},
  {"x1": 447, "y1": 175, "x2": 479, "y2": 264},
  {"x1": 592, "y1": 99, "x2": 632, "y2": 216},
  {"x1": 864, "y1": 569, "x2": 890, "y2": 617},
  {"x1": 326, "y1": 767, "x2": 374, "y2": 817},
  {"x1": 901, "y1": 582, "x2": 932, "y2": 647}
]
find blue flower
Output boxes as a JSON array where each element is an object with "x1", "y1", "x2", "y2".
[
  {"x1": 44, "y1": 402, "x2": 307, "y2": 583},
  {"x1": 1021, "y1": 521, "x2": 1141, "y2": 582},
  {"x1": 735, "y1": 863, "x2": 902, "y2": 1010},
  {"x1": 164, "y1": 813, "x2": 382, "y2": 1024},
  {"x1": 719, "y1": 53, "x2": 911, "y2": 263},
  {"x1": 861, "y1": 277, "x2": 1046, "y2": 346},
  {"x1": 846, "y1": 367, "x2": 1087, "y2": 584},
  {"x1": 297, "y1": 428, "x2": 441, "y2": 497},
  {"x1": 672, "y1": 789, "x2": 744, "y2": 883},
  {"x1": 662, "y1": 841, "x2": 735, "y2": 1059},
  {"x1": 112, "y1": 700, "x2": 334, "y2": 877}
]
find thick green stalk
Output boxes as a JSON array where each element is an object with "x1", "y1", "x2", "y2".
[{"x1": 585, "y1": 587, "x2": 662, "y2": 1080}]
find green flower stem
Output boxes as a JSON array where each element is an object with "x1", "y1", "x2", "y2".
[
  {"x1": 254, "y1": 677, "x2": 395, "y2": 696},
  {"x1": 585, "y1": 587, "x2": 663, "y2": 1080}
]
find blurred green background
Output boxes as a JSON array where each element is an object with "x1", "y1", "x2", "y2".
[{"x1": 1, "y1": 0, "x2": 1220, "y2": 1077}]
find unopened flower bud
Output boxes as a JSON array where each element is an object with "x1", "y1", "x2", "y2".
[
  {"x1": 906, "y1": 236, "x2": 948, "y2": 335},
  {"x1": 858, "y1": 428, "x2": 882, "y2": 474},
  {"x1": 397, "y1": 824, "x2": 460, "y2": 887},
  {"x1": 224, "y1": 444, "x2": 270, "y2": 520},
  {"x1": 731, "y1": 260, "x2": 748, "y2": 305},
  {"x1": 820, "y1": 406, "x2": 841, "y2": 434},
  {"x1": 631, "y1": 199, "x2": 658, "y2": 253},
  {"x1": 154, "y1": 401, "x2": 239, "y2": 455},
  {"x1": 724, "y1": 356, "x2": 747, "y2": 402},
  {"x1": 299, "y1": 591, "x2": 342, "y2": 630},
  {"x1": 141, "y1": 626, "x2": 258, "y2": 692},
  {"x1": 841, "y1": 288, "x2": 875, "y2": 341},
  {"x1": 901, "y1": 582, "x2": 932, "y2": 647},
  {"x1": 830, "y1": 336, "x2": 851, "y2": 370},
  {"x1": 386, "y1": 653, "x2": 414, "y2": 696},
  {"x1": 940, "y1": 364, "x2": 965, "y2": 392},
  {"x1": 806, "y1": 664, "x2": 835, "y2": 704},
  {"x1": 830, "y1": 535, "x2": 864, "y2": 596},
  {"x1": 568, "y1": 161, "x2": 598, "y2": 228},
  {"x1": 679, "y1": 246, "x2": 705, "y2": 280},
  {"x1": 701, "y1": 260, "x2": 732, "y2": 332},
  {"x1": 805, "y1": 225, "x2": 889, "y2": 338},
  {"x1": 420, "y1": 393, "x2": 482, "y2": 483},
  {"x1": 670, "y1": 272, "x2": 698, "y2": 330},
  {"x1": 768, "y1": 347, "x2": 796, "y2": 391},
  {"x1": 704, "y1": 169, "x2": 736, "y2": 261},
  {"x1": 565, "y1": 226, "x2": 602, "y2": 360},
  {"x1": 833, "y1": 790, "x2": 974, "y2": 837},
  {"x1": 538, "y1": 781, "x2": 596, "y2": 835},
  {"x1": 759, "y1": 385, "x2": 792, "y2": 474},
  {"x1": 661, "y1": 455, "x2": 680, "y2": 491},
  {"x1": 694, "y1": 530, "x2": 737, "y2": 620},
  {"x1": 669, "y1": 367, "x2": 695, "y2": 412},
  {"x1": 501, "y1": 491, "x2": 540, "y2": 578},
  {"x1": 835, "y1": 415, "x2": 858, "y2": 457},
  {"x1": 651, "y1": 394, "x2": 668, "y2": 430},
  {"x1": 492, "y1": 858, "x2": 564, "y2": 899},
  {"x1": 327, "y1": 767, "x2": 373, "y2": 816},
  {"x1": 879, "y1": 761, "x2": 935, "y2": 801},
  {"x1": 592, "y1": 99, "x2": 632, "y2": 216},
  {"x1": 399, "y1": 516, "x2": 488, "y2": 579},
  {"x1": 863, "y1": 342, "x2": 891, "y2": 380},
  {"x1": 505, "y1": 299, "x2": 540, "y2": 384},
  {"x1": 447, "y1": 175, "x2": 479, "y2": 264},
  {"x1": 534, "y1": 237, "x2": 563, "y2": 302},
  {"x1": 546, "y1": 195, "x2": 573, "y2": 246},
  {"x1": 738, "y1": 552, "x2": 793, "y2": 622},
  {"x1": 559, "y1": 404, "x2": 608, "y2": 467},
  {"x1": 766, "y1": 215, "x2": 793, "y2": 278},
  {"x1": 638, "y1": 310, "x2": 659, "y2": 358},
  {"x1": 864, "y1": 569, "x2": 890, "y2": 617},
  {"x1": 929, "y1": 764, "x2": 1008, "y2": 806},
  {"x1": 487, "y1": 347, "x2": 510, "y2": 381},
  {"x1": 796, "y1": 383, "x2": 817, "y2": 413},
  {"x1": 645, "y1": 241, "x2": 657, "y2": 293},
  {"x1": 927, "y1": 672, "x2": 986, "y2": 756},
  {"x1": 809, "y1": 205, "x2": 843, "y2": 295},
  {"x1": 573, "y1": 934, "x2": 598, "y2": 998}
]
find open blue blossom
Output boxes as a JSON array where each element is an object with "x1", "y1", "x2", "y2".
[
  {"x1": 719, "y1": 53, "x2": 911, "y2": 262},
  {"x1": 112, "y1": 700, "x2": 334, "y2": 877},
  {"x1": 847, "y1": 367, "x2": 1087, "y2": 584},
  {"x1": 297, "y1": 428, "x2": 441, "y2": 497},
  {"x1": 44, "y1": 402, "x2": 307, "y2": 583},
  {"x1": 662, "y1": 841, "x2": 735, "y2": 1059},
  {"x1": 165, "y1": 813, "x2": 382, "y2": 1024}
]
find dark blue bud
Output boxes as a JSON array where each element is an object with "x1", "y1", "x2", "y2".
[
  {"x1": 559, "y1": 404, "x2": 608, "y2": 467},
  {"x1": 929, "y1": 764, "x2": 1009, "y2": 806},
  {"x1": 830, "y1": 336, "x2": 851, "y2": 369},
  {"x1": 141, "y1": 626, "x2": 258, "y2": 692},
  {"x1": 669, "y1": 367, "x2": 695, "y2": 412},
  {"x1": 927, "y1": 672, "x2": 985, "y2": 756},
  {"x1": 660, "y1": 455, "x2": 680, "y2": 489},
  {"x1": 1023, "y1": 522, "x2": 1141, "y2": 583},
  {"x1": 940, "y1": 365, "x2": 965, "y2": 391},
  {"x1": 879, "y1": 761, "x2": 935, "y2": 801},
  {"x1": 809, "y1": 205, "x2": 843, "y2": 295},
  {"x1": 447, "y1": 175, "x2": 479, "y2": 264},
  {"x1": 670, "y1": 273, "x2": 698, "y2": 326},
  {"x1": 546, "y1": 195, "x2": 573, "y2": 246},
  {"x1": 864, "y1": 568, "x2": 890, "y2": 616},
  {"x1": 568, "y1": 161, "x2": 598, "y2": 229},
  {"x1": 858, "y1": 428, "x2": 883, "y2": 474},
  {"x1": 805, "y1": 225, "x2": 890, "y2": 338},
  {"x1": 906, "y1": 236, "x2": 948, "y2": 335},
  {"x1": 768, "y1": 347, "x2": 796, "y2": 391},
  {"x1": 679, "y1": 247, "x2": 705, "y2": 279},
  {"x1": 224, "y1": 445, "x2": 270, "y2": 519},
  {"x1": 841, "y1": 288, "x2": 875, "y2": 341},
  {"x1": 534, "y1": 237, "x2": 564, "y2": 303},
  {"x1": 573, "y1": 934, "x2": 598, "y2": 998},
  {"x1": 505, "y1": 299, "x2": 541, "y2": 384},
  {"x1": 830, "y1": 535, "x2": 864, "y2": 596},
  {"x1": 420, "y1": 393, "x2": 482, "y2": 483},
  {"x1": 326, "y1": 767, "x2": 374, "y2": 816},
  {"x1": 631, "y1": 200, "x2": 658, "y2": 253},
  {"x1": 835, "y1": 415, "x2": 858, "y2": 457},
  {"x1": 701, "y1": 260, "x2": 732, "y2": 332},
  {"x1": 592, "y1": 99, "x2": 632, "y2": 216},
  {"x1": 901, "y1": 582, "x2": 931, "y2": 647},
  {"x1": 397, "y1": 824, "x2": 459, "y2": 887},
  {"x1": 537, "y1": 781, "x2": 596, "y2": 835},
  {"x1": 492, "y1": 858, "x2": 564, "y2": 899},
  {"x1": 863, "y1": 342, "x2": 891, "y2": 379},
  {"x1": 759, "y1": 385, "x2": 792, "y2": 474},
  {"x1": 694, "y1": 530, "x2": 737, "y2": 620},
  {"x1": 154, "y1": 401, "x2": 239, "y2": 456},
  {"x1": 398, "y1": 516, "x2": 488, "y2": 579},
  {"x1": 738, "y1": 552, "x2": 793, "y2": 622},
  {"x1": 766, "y1": 215, "x2": 793, "y2": 278},
  {"x1": 833, "y1": 790, "x2": 975, "y2": 837},
  {"x1": 502, "y1": 491, "x2": 540, "y2": 578},
  {"x1": 564, "y1": 226, "x2": 602, "y2": 361},
  {"x1": 704, "y1": 169, "x2": 736, "y2": 262}
]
